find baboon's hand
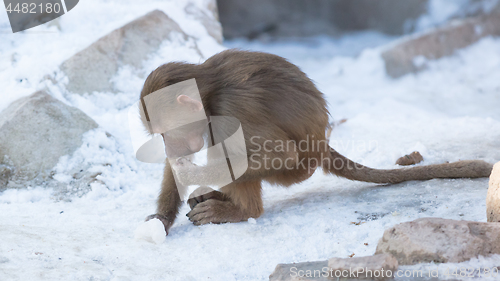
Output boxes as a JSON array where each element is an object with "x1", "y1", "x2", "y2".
[
  {"x1": 145, "y1": 214, "x2": 173, "y2": 235},
  {"x1": 187, "y1": 186, "x2": 227, "y2": 210},
  {"x1": 187, "y1": 199, "x2": 243, "y2": 225}
]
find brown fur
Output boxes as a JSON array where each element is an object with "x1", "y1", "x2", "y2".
[{"x1": 140, "y1": 49, "x2": 493, "y2": 234}]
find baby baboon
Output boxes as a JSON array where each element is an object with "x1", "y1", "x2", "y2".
[{"x1": 139, "y1": 49, "x2": 493, "y2": 234}]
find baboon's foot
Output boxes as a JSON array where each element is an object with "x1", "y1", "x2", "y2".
[
  {"x1": 187, "y1": 186, "x2": 228, "y2": 210},
  {"x1": 396, "y1": 151, "x2": 424, "y2": 166}
]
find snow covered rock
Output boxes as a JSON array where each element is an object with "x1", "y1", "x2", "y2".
[
  {"x1": 487, "y1": 162, "x2": 500, "y2": 222},
  {"x1": 328, "y1": 254, "x2": 398, "y2": 280},
  {"x1": 375, "y1": 217, "x2": 500, "y2": 265},
  {"x1": 382, "y1": 12, "x2": 500, "y2": 78},
  {"x1": 185, "y1": 1, "x2": 223, "y2": 44},
  {"x1": 0, "y1": 91, "x2": 98, "y2": 189},
  {"x1": 60, "y1": 10, "x2": 194, "y2": 94},
  {"x1": 269, "y1": 260, "x2": 329, "y2": 281}
]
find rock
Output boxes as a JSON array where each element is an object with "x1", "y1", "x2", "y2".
[
  {"x1": 396, "y1": 151, "x2": 424, "y2": 166},
  {"x1": 487, "y1": 162, "x2": 500, "y2": 222},
  {"x1": 382, "y1": 12, "x2": 500, "y2": 78},
  {"x1": 327, "y1": 0, "x2": 427, "y2": 35},
  {"x1": 0, "y1": 91, "x2": 98, "y2": 188},
  {"x1": 375, "y1": 217, "x2": 500, "y2": 265},
  {"x1": 0, "y1": 165, "x2": 13, "y2": 187},
  {"x1": 185, "y1": 1, "x2": 223, "y2": 43},
  {"x1": 218, "y1": 0, "x2": 427, "y2": 39},
  {"x1": 60, "y1": 10, "x2": 190, "y2": 94},
  {"x1": 328, "y1": 254, "x2": 398, "y2": 280},
  {"x1": 269, "y1": 260, "x2": 329, "y2": 281}
]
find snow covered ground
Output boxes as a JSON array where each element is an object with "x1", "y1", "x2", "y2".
[{"x1": 1, "y1": 1, "x2": 500, "y2": 280}]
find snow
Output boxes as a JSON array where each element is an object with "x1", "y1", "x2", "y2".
[
  {"x1": 1, "y1": 1, "x2": 500, "y2": 280},
  {"x1": 134, "y1": 219, "x2": 167, "y2": 245}
]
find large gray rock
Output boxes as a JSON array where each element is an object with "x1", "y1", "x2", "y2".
[
  {"x1": 60, "y1": 10, "x2": 190, "y2": 94},
  {"x1": 375, "y1": 218, "x2": 500, "y2": 265},
  {"x1": 487, "y1": 162, "x2": 500, "y2": 222},
  {"x1": 382, "y1": 12, "x2": 500, "y2": 78},
  {"x1": 328, "y1": 254, "x2": 398, "y2": 280},
  {"x1": 217, "y1": 0, "x2": 428, "y2": 39},
  {"x1": 0, "y1": 91, "x2": 97, "y2": 188}
]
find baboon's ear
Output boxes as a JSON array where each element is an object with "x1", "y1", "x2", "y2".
[{"x1": 176, "y1": 95, "x2": 203, "y2": 112}]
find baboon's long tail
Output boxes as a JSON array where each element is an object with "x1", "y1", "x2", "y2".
[{"x1": 324, "y1": 149, "x2": 493, "y2": 184}]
